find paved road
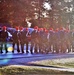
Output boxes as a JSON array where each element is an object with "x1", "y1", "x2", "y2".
[
  {"x1": 0, "y1": 44, "x2": 74, "y2": 72},
  {"x1": 0, "y1": 52, "x2": 74, "y2": 65},
  {"x1": 0, "y1": 52, "x2": 74, "y2": 72}
]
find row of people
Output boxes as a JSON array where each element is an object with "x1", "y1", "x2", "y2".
[
  {"x1": 0, "y1": 26, "x2": 74, "y2": 54},
  {"x1": 30, "y1": 26, "x2": 73, "y2": 54}
]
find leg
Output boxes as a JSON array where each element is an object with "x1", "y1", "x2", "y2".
[
  {"x1": 30, "y1": 41, "x2": 34, "y2": 54},
  {"x1": 17, "y1": 42, "x2": 20, "y2": 53},
  {"x1": 21, "y1": 43, "x2": 24, "y2": 53},
  {"x1": 34, "y1": 44, "x2": 38, "y2": 53},
  {"x1": 26, "y1": 42, "x2": 29, "y2": 53},
  {"x1": 0, "y1": 42, "x2": 3, "y2": 53},
  {"x1": 12, "y1": 42, "x2": 15, "y2": 53},
  {"x1": 5, "y1": 42, "x2": 8, "y2": 53}
]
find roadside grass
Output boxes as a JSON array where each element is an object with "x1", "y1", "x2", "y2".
[
  {"x1": 29, "y1": 58, "x2": 74, "y2": 68},
  {"x1": 0, "y1": 65, "x2": 74, "y2": 75}
]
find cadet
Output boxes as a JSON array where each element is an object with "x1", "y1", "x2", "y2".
[
  {"x1": 37, "y1": 28, "x2": 42, "y2": 53},
  {"x1": 30, "y1": 26, "x2": 39, "y2": 54},
  {"x1": 19, "y1": 27, "x2": 30, "y2": 54},
  {"x1": 19, "y1": 27, "x2": 24, "y2": 53},
  {"x1": 43, "y1": 28, "x2": 49, "y2": 54},
  {"x1": 49, "y1": 28, "x2": 54, "y2": 53},
  {"x1": 71, "y1": 29, "x2": 74, "y2": 52},
  {"x1": 54, "y1": 28, "x2": 60, "y2": 53},
  {"x1": 0, "y1": 26, "x2": 8, "y2": 53},
  {"x1": 24, "y1": 28, "x2": 30, "y2": 54},
  {"x1": 12, "y1": 26, "x2": 20, "y2": 53},
  {"x1": 0, "y1": 27, "x2": 3, "y2": 53},
  {"x1": 59, "y1": 27, "x2": 66, "y2": 53},
  {"x1": 64, "y1": 29, "x2": 71, "y2": 53}
]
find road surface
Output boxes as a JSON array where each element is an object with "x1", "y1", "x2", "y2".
[{"x1": 0, "y1": 44, "x2": 74, "y2": 72}]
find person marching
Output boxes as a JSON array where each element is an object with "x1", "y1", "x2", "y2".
[
  {"x1": 59, "y1": 27, "x2": 66, "y2": 53},
  {"x1": 23, "y1": 27, "x2": 30, "y2": 54},
  {"x1": 37, "y1": 28, "x2": 43, "y2": 53},
  {"x1": 12, "y1": 26, "x2": 20, "y2": 53},
  {"x1": 19, "y1": 27, "x2": 24, "y2": 53},
  {"x1": 48, "y1": 28, "x2": 54, "y2": 53},
  {"x1": 0, "y1": 26, "x2": 8, "y2": 53},
  {"x1": 30, "y1": 26, "x2": 39, "y2": 54},
  {"x1": 0, "y1": 27, "x2": 3, "y2": 53},
  {"x1": 43, "y1": 28, "x2": 49, "y2": 54},
  {"x1": 71, "y1": 29, "x2": 74, "y2": 52},
  {"x1": 19, "y1": 27, "x2": 30, "y2": 54},
  {"x1": 54, "y1": 28, "x2": 60, "y2": 53},
  {"x1": 39, "y1": 28, "x2": 44, "y2": 53},
  {"x1": 64, "y1": 29, "x2": 71, "y2": 53}
]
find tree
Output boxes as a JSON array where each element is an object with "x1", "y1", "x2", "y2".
[{"x1": 0, "y1": 0, "x2": 74, "y2": 29}]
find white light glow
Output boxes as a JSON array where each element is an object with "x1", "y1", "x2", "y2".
[
  {"x1": 27, "y1": 21, "x2": 31, "y2": 28},
  {"x1": 8, "y1": 47, "x2": 13, "y2": 52},
  {"x1": 64, "y1": 0, "x2": 73, "y2": 2},
  {"x1": 43, "y1": 2, "x2": 52, "y2": 10}
]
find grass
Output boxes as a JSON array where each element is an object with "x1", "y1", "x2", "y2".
[
  {"x1": 29, "y1": 58, "x2": 74, "y2": 68},
  {"x1": 0, "y1": 65, "x2": 74, "y2": 75}
]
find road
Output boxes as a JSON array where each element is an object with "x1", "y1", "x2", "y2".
[
  {"x1": 0, "y1": 52, "x2": 74, "y2": 65},
  {"x1": 0, "y1": 44, "x2": 74, "y2": 72}
]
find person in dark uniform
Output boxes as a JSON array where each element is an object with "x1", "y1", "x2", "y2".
[
  {"x1": 19, "y1": 27, "x2": 24, "y2": 53},
  {"x1": 64, "y1": 29, "x2": 71, "y2": 53},
  {"x1": 12, "y1": 26, "x2": 20, "y2": 53},
  {"x1": 30, "y1": 26, "x2": 39, "y2": 54},
  {"x1": 0, "y1": 26, "x2": 8, "y2": 53},
  {"x1": 23, "y1": 27, "x2": 30, "y2": 54},
  {"x1": 54, "y1": 28, "x2": 60, "y2": 53},
  {"x1": 19, "y1": 27, "x2": 30, "y2": 54},
  {"x1": 0, "y1": 27, "x2": 3, "y2": 53},
  {"x1": 37, "y1": 28, "x2": 42, "y2": 53},
  {"x1": 49, "y1": 28, "x2": 54, "y2": 53},
  {"x1": 71, "y1": 29, "x2": 74, "y2": 52},
  {"x1": 38, "y1": 28, "x2": 44, "y2": 53},
  {"x1": 42, "y1": 28, "x2": 49, "y2": 54},
  {"x1": 59, "y1": 27, "x2": 66, "y2": 53}
]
